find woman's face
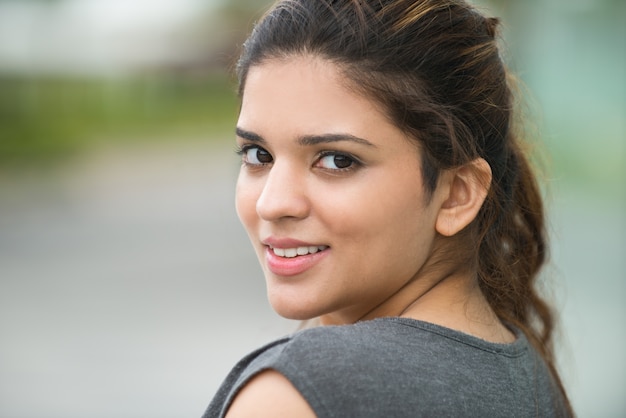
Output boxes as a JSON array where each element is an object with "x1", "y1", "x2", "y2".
[{"x1": 236, "y1": 56, "x2": 445, "y2": 324}]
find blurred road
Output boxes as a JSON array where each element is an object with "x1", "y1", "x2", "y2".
[{"x1": 0, "y1": 142, "x2": 623, "y2": 417}]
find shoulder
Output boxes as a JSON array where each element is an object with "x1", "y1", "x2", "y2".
[
  {"x1": 207, "y1": 318, "x2": 543, "y2": 417},
  {"x1": 221, "y1": 321, "x2": 403, "y2": 418},
  {"x1": 225, "y1": 370, "x2": 316, "y2": 418}
]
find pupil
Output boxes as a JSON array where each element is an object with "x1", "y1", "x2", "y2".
[
  {"x1": 257, "y1": 149, "x2": 272, "y2": 163},
  {"x1": 334, "y1": 155, "x2": 351, "y2": 169}
]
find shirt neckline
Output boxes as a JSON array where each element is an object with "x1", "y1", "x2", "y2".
[{"x1": 369, "y1": 316, "x2": 529, "y2": 357}]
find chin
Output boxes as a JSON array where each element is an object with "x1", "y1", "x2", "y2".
[{"x1": 268, "y1": 296, "x2": 322, "y2": 321}]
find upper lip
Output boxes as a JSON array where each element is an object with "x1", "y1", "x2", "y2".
[{"x1": 261, "y1": 237, "x2": 327, "y2": 249}]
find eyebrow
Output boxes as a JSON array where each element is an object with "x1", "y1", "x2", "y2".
[
  {"x1": 236, "y1": 127, "x2": 265, "y2": 143},
  {"x1": 235, "y1": 127, "x2": 376, "y2": 147}
]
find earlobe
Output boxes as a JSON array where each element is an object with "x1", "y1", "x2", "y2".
[{"x1": 435, "y1": 158, "x2": 492, "y2": 237}]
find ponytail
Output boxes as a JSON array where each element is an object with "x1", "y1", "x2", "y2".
[
  {"x1": 477, "y1": 137, "x2": 572, "y2": 415},
  {"x1": 478, "y1": 138, "x2": 547, "y2": 345}
]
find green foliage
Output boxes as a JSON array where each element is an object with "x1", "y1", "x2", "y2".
[{"x1": 0, "y1": 74, "x2": 239, "y2": 164}]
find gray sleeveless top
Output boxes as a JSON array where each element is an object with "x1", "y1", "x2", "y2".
[{"x1": 203, "y1": 317, "x2": 569, "y2": 417}]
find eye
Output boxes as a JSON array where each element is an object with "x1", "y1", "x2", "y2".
[
  {"x1": 239, "y1": 145, "x2": 273, "y2": 165},
  {"x1": 316, "y1": 152, "x2": 357, "y2": 170}
]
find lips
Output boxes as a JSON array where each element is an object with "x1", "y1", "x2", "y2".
[{"x1": 262, "y1": 238, "x2": 329, "y2": 276}]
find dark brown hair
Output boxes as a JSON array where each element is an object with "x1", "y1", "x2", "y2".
[{"x1": 236, "y1": 0, "x2": 571, "y2": 414}]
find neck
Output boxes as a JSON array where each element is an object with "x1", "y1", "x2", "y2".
[
  {"x1": 399, "y1": 272, "x2": 515, "y2": 343},
  {"x1": 320, "y1": 268, "x2": 515, "y2": 344}
]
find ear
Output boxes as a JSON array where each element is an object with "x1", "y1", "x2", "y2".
[{"x1": 435, "y1": 158, "x2": 492, "y2": 237}]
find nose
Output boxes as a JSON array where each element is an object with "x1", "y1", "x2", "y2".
[{"x1": 256, "y1": 162, "x2": 310, "y2": 221}]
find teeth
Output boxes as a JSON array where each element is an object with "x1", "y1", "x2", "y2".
[{"x1": 271, "y1": 245, "x2": 327, "y2": 258}]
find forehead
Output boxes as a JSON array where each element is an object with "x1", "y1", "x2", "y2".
[{"x1": 239, "y1": 55, "x2": 398, "y2": 139}]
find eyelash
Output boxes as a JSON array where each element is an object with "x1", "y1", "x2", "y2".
[
  {"x1": 235, "y1": 144, "x2": 362, "y2": 172},
  {"x1": 235, "y1": 144, "x2": 272, "y2": 167},
  {"x1": 316, "y1": 150, "x2": 361, "y2": 172}
]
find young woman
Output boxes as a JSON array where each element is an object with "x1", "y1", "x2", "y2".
[{"x1": 203, "y1": 0, "x2": 573, "y2": 416}]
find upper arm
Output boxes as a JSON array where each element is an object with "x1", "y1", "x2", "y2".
[{"x1": 225, "y1": 369, "x2": 317, "y2": 418}]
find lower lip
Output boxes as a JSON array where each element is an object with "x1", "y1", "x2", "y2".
[{"x1": 265, "y1": 247, "x2": 329, "y2": 277}]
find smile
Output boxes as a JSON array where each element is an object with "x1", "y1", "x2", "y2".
[
  {"x1": 264, "y1": 244, "x2": 330, "y2": 276},
  {"x1": 270, "y1": 245, "x2": 329, "y2": 258}
]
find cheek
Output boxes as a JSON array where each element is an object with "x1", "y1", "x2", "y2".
[
  {"x1": 235, "y1": 176, "x2": 259, "y2": 231},
  {"x1": 327, "y1": 174, "x2": 435, "y2": 253},
  {"x1": 335, "y1": 172, "x2": 427, "y2": 226}
]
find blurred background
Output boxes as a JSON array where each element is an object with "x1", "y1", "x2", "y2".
[{"x1": 0, "y1": 0, "x2": 623, "y2": 416}]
